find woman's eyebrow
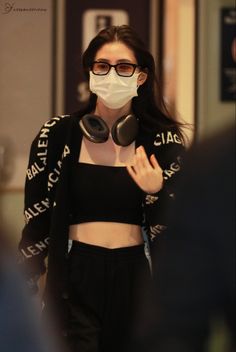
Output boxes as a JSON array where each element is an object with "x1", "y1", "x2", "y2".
[{"x1": 95, "y1": 58, "x2": 134, "y2": 63}]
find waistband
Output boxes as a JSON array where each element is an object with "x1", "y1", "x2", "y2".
[{"x1": 70, "y1": 240, "x2": 145, "y2": 257}]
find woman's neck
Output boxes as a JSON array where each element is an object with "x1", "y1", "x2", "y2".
[{"x1": 94, "y1": 100, "x2": 132, "y2": 128}]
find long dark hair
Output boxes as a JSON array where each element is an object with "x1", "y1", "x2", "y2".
[{"x1": 81, "y1": 25, "x2": 185, "y2": 140}]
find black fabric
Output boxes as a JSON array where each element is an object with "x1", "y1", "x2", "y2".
[
  {"x1": 69, "y1": 163, "x2": 143, "y2": 225},
  {"x1": 65, "y1": 241, "x2": 151, "y2": 352}
]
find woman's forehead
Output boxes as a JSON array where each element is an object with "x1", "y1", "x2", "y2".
[{"x1": 94, "y1": 42, "x2": 136, "y2": 63}]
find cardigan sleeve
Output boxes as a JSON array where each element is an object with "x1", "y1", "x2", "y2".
[
  {"x1": 143, "y1": 129, "x2": 186, "y2": 247},
  {"x1": 18, "y1": 116, "x2": 67, "y2": 293}
]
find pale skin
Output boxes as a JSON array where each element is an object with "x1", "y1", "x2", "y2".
[{"x1": 69, "y1": 41, "x2": 163, "y2": 248}]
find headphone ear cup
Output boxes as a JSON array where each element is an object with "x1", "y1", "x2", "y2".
[
  {"x1": 111, "y1": 114, "x2": 139, "y2": 146},
  {"x1": 79, "y1": 114, "x2": 109, "y2": 143}
]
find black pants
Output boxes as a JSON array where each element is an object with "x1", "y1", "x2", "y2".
[{"x1": 65, "y1": 241, "x2": 151, "y2": 352}]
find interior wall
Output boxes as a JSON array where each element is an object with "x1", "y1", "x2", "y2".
[
  {"x1": 0, "y1": 0, "x2": 54, "y2": 242},
  {"x1": 163, "y1": 0, "x2": 195, "y2": 144},
  {"x1": 196, "y1": 0, "x2": 235, "y2": 139}
]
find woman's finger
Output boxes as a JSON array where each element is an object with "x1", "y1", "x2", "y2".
[
  {"x1": 135, "y1": 146, "x2": 152, "y2": 170},
  {"x1": 126, "y1": 164, "x2": 137, "y2": 179},
  {"x1": 150, "y1": 154, "x2": 161, "y2": 169}
]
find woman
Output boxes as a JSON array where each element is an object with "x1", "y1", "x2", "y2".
[{"x1": 19, "y1": 25, "x2": 186, "y2": 352}]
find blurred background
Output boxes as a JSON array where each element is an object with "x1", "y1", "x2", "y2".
[{"x1": 0, "y1": 0, "x2": 235, "y2": 246}]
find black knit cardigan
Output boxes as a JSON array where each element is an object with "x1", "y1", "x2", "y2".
[{"x1": 18, "y1": 113, "x2": 185, "y2": 308}]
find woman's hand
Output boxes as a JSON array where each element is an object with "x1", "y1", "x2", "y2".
[{"x1": 126, "y1": 145, "x2": 164, "y2": 194}]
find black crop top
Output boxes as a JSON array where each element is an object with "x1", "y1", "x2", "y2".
[{"x1": 69, "y1": 163, "x2": 143, "y2": 225}]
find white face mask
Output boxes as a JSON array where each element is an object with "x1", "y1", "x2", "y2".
[{"x1": 89, "y1": 69, "x2": 139, "y2": 109}]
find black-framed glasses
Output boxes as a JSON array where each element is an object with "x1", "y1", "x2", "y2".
[{"x1": 91, "y1": 61, "x2": 140, "y2": 77}]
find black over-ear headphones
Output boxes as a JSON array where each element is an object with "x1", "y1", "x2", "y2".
[{"x1": 79, "y1": 114, "x2": 139, "y2": 147}]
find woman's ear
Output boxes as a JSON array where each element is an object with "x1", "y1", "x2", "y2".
[{"x1": 137, "y1": 71, "x2": 148, "y2": 86}]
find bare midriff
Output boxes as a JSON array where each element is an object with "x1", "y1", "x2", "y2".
[{"x1": 69, "y1": 222, "x2": 143, "y2": 248}]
